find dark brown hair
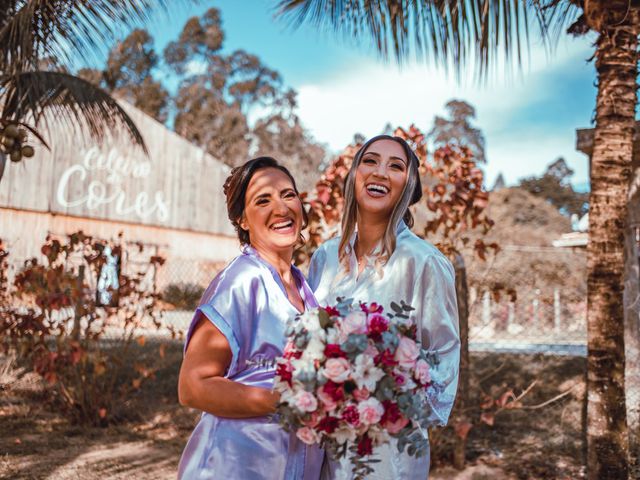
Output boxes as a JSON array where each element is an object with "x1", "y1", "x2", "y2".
[{"x1": 223, "y1": 156, "x2": 308, "y2": 245}]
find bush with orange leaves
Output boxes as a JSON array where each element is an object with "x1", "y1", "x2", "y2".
[{"x1": 0, "y1": 232, "x2": 173, "y2": 425}]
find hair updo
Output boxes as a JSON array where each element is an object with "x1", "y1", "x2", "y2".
[{"x1": 223, "y1": 156, "x2": 308, "y2": 245}]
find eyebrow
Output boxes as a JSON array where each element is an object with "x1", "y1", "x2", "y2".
[{"x1": 363, "y1": 151, "x2": 407, "y2": 164}]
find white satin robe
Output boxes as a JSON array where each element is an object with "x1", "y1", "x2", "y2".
[{"x1": 308, "y1": 222, "x2": 460, "y2": 480}]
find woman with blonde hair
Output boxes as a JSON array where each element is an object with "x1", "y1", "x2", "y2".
[{"x1": 309, "y1": 135, "x2": 460, "y2": 479}]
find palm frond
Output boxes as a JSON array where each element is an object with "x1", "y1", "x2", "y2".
[
  {"x1": 0, "y1": 1, "x2": 194, "y2": 72},
  {"x1": 1, "y1": 70, "x2": 146, "y2": 151},
  {"x1": 275, "y1": 1, "x2": 573, "y2": 78}
]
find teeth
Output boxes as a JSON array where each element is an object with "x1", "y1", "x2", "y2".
[
  {"x1": 367, "y1": 184, "x2": 389, "y2": 194},
  {"x1": 272, "y1": 220, "x2": 293, "y2": 229}
]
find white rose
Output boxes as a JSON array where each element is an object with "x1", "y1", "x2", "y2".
[
  {"x1": 303, "y1": 336, "x2": 326, "y2": 362},
  {"x1": 300, "y1": 310, "x2": 322, "y2": 333},
  {"x1": 340, "y1": 311, "x2": 367, "y2": 336}
]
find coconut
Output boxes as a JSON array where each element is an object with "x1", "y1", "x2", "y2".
[
  {"x1": 2, "y1": 136, "x2": 15, "y2": 148},
  {"x1": 3, "y1": 124, "x2": 19, "y2": 139},
  {"x1": 21, "y1": 145, "x2": 35, "y2": 158},
  {"x1": 10, "y1": 150, "x2": 22, "y2": 162}
]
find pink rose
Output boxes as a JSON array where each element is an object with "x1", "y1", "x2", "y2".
[
  {"x1": 353, "y1": 387, "x2": 370, "y2": 402},
  {"x1": 322, "y1": 357, "x2": 351, "y2": 383},
  {"x1": 357, "y1": 397, "x2": 384, "y2": 425},
  {"x1": 303, "y1": 411, "x2": 321, "y2": 428},
  {"x1": 414, "y1": 359, "x2": 431, "y2": 385},
  {"x1": 296, "y1": 426, "x2": 320, "y2": 445},
  {"x1": 294, "y1": 390, "x2": 318, "y2": 413},
  {"x1": 394, "y1": 337, "x2": 420, "y2": 369},
  {"x1": 393, "y1": 371, "x2": 407, "y2": 386},
  {"x1": 341, "y1": 311, "x2": 367, "y2": 335},
  {"x1": 385, "y1": 415, "x2": 410, "y2": 434},
  {"x1": 317, "y1": 387, "x2": 338, "y2": 412}
]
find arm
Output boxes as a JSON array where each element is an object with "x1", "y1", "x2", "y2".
[
  {"x1": 415, "y1": 254, "x2": 460, "y2": 426},
  {"x1": 178, "y1": 316, "x2": 279, "y2": 418}
]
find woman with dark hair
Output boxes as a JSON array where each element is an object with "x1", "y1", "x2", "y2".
[
  {"x1": 309, "y1": 136, "x2": 460, "y2": 479},
  {"x1": 178, "y1": 157, "x2": 323, "y2": 479}
]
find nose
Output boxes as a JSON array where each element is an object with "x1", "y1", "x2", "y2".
[
  {"x1": 273, "y1": 196, "x2": 289, "y2": 215},
  {"x1": 373, "y1": 162, "x2": 389, "y2": 178}
]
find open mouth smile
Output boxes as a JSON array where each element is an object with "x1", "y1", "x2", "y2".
[
  {"x1": 270, "y1": 218, "x2": 295, "y2": 233},
  {"x1": 366, "y1": 183, "x2": 390, "y2": 197}
]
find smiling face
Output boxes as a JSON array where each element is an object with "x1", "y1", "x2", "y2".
[
  {"x1": 354, "y1": 139, "x2": 409, "y2": 220},
  {"x1": 240, "y1": 167, "x2": 304, "y2": 254}
]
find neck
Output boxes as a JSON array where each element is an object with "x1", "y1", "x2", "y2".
[
  {"x1": 355, "y1": 211, "x2": 390, "y2": 257},
  {"x1": 251, "y1": 244, "x2": 294, "y2": 281}
]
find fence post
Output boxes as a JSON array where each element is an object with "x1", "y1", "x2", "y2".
[
  {"x1": 482, "y1": 290, "x2": 491, "y2": 328},
  {"x1": 532, "y1": 288, "x2": 540, "y2": 330},
  {"x1": 452, "y1": 253, "x2": 470, "y2": 470},
  {"x1": 508, "y1": 301, "x2": 515, "y2": 331},
  {"x1": 554, "y1": 288, "x2": 561, "y2": 333}
]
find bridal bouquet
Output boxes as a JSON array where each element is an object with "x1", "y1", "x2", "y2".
[{"x1": 274, "y1": 298, "x2": 438, "y2": 478}]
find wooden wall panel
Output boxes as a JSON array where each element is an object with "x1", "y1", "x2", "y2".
[{"x1": 0, "y1": 101, "x2": 234, "y2": 237}]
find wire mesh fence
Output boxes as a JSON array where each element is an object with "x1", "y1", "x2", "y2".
[
  {"x1": 468, "y1": 286, "x2": 587, "y2": 356},
  {"x1": 465, "y1": 245, "x2": 588, "y2": 356}
]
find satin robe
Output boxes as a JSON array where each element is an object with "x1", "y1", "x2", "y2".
[
  {"x1": 308, "y1": 222, "x2": 460, "y2": 480},
  {"x1": 178, "y1": 245, "x2": 324, "y2": 480}
]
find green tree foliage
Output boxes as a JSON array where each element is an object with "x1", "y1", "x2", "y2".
[
  {"x1": 429, "y1": 100, "x2": 486, "y2": 163},
  {"x1": 83, "y1": 7, "x2": 327, "y2": 177},
  {"x1": 518, "y1": 158, "x2": 588, "y2": 217},
  {"x1": 78, "y1": 29, "x2": 170, "y2": 122},
  {"x1": 166, "y1": 8, "x2": 291, "y2": 164}
]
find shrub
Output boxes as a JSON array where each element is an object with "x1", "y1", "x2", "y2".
[
  {"x1": 0, "y1": 232, "x2": 174, "y2": 425},
  {"x1": 161, "y1": 282, "x2": 204, "y2": 310}
]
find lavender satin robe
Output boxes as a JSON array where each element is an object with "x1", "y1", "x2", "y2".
[
  {"x1": 178, "y1": 246, "x2": 324, "y2": 480},
  {"x1": 309, "y1": 222, "x2": 460, "y2": 480}
]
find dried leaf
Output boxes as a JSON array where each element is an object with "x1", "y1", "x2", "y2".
[
  {"x1": 454, "y1": 421, "x2": 473, "y2": 440},
  {"x1": 480, "y1": 412, "x2": 495, "y2": 426}
]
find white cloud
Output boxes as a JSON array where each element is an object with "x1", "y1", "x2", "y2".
[{"x1": 295, "y1": 35, "x2": 595, "y2": 187}]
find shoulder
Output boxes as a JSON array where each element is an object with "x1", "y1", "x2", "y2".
[
  {"x1": 395, "y1": 229, "x2": 454, "y2": 275},
  {"x1": 310, "y1": 236, "x2": 340, "y2": 264},
  {"x1": 316, "y1": 236, "x2": 340, "y2": 256},
  {"x1": 201, "y1": 254, "x2": 267, "y2": 304}
]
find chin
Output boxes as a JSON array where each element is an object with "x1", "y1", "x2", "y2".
[
  {"x1": 359, "y1": 203, "x2": 394, "y2": 218},
  {"x1": 270, "y1": 236, "x2": 298, "y2": 250}
]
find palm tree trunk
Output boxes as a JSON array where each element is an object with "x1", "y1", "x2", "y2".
[{"x1": 587, "y1": 7, "x2": 639, "y2": 478}]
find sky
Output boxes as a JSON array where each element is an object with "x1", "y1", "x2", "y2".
[{"x1": 107, "y1": 0, "x2": 599, "y2": 190}]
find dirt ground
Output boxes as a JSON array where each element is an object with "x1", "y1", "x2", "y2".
[{"x1": 1, "y1": 346, "x2": 587, "y2": 480}]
